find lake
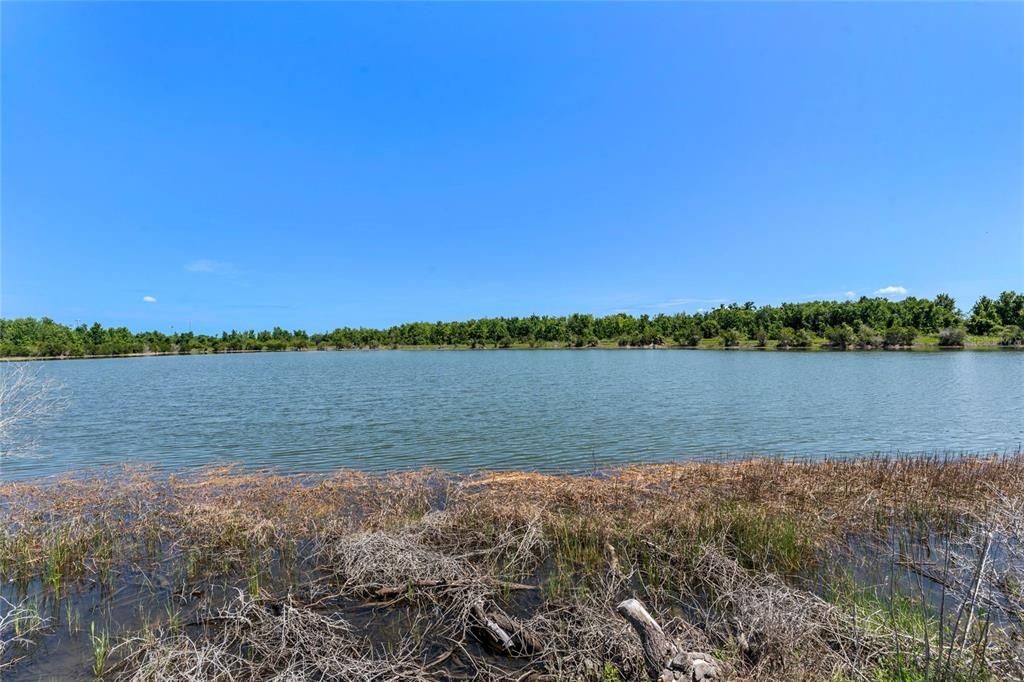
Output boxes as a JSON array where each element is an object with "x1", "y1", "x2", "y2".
[{"x1": 1, "y1": 349, "x2": 1022, "y2": 480}]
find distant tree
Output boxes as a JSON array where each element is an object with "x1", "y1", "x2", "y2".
[
  {"x1": 856, "y1": 324, "x2": 882, "y2": 349},
  {"x1": 720, "y1": 329, "x2": 743, "y2": 347},
  {"x1": 792, "y1": 329, "x2": 813, "y2": 348},
  {"x1": 883, "y1": 326, "x2": 916, "y2": 349},
  {"x1": 995, "y1": 291, "x2": 1024, "y2": 328},
  {"x1": 0, "y1": 292, "x2": 1016, "y2": 358},
  {"x1": 967, "y1": 296, "x2": 1001, "y2": 335},
  {"x1": 752, "y1": 327, "x2": 769, "y2": 348},
  {"x1": 826, "y1": 324, "x2": 855, "y2": 349},
  {"x1": 700, "y1": 318, "x2": 720, "y2": 339},
  {"x1": 934, "y1": 293, "x2": 958, "y2": 315},
  {"x1": 777, "y1": 328, "x2": 797, "y2": 349}
]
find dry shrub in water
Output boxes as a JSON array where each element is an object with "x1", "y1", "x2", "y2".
[
  {"x1": 321, "y1": 522, "x2": 477, "y2": 594},
  {"x1": 523, "y1": 572, "x2": 651, "y2": 680},
  {"x1": 117, "y1": 590, "x2": 434, "y2": 681},
  {"x1": 0, "y1": 363, "x2": 67, "y2": 457},
  {"x1": 689, "y1": 545, "x2": 888, "y2": 679},
  {"x1": 0, "y1": 596, "x2": 48, "y2": 672}
]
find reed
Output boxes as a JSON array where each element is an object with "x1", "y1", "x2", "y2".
[{"x1": 1, "y1": 455, "x2": 1022, "y2": 680}]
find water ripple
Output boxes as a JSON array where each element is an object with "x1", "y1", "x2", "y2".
[{"x1": 0, "y1": 350, "x2": 1021, "y2": 480}]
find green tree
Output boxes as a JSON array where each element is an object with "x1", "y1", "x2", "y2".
[
  {"x1": 720, "y1": 328, "x2": 742, "y2": 347},
  {"x1": 994, "y1": 291, "x2": 1024, "y2": 327},
  {"x1": 825, "y1": 324, "x2": 855, "y2": 349},
  {"x1": 967, "y1": 296, "x2": 1001, "y2": 335}
]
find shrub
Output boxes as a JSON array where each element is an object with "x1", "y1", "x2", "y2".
[
  {"x1": 856, "y1": 324, "x2": 882, "y2": 349},
  {"x1": 776, "y1": 328, "x2": 797, "y2": 349},
  {"x1": 883, "y1": 326, "x2": 916, "y2": 348},
  {"x1": 777, "y1": 328, "x2": 812, "y2": 349},
  {"x1": 1000, "y1": 325, "x2": 1024, "y2": 346},
  {"x1": 826, "y1": 324, "x2": 855, "y2": 349},
  {"x1": 700, "y1": 319, "x2": 720, "y2": 339},
  {"x1": 937, "y1": 327, "x2": 966, "y2": 347},
  {"x1": 753, "y1": 327, "x2": 769, "y2": 347},
  {"x1": 720, "y1": 329, "x2": 743, "y2": 347}
]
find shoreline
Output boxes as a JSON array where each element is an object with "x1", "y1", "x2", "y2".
[
  {"x1": 3, "y1": 455, "x2": 1023, "y2": 680},
  {"x1": 3, "y1": 340, "x2": 1021, "y2": 362}
]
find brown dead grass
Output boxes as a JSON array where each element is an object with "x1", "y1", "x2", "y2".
[{"x1": 2, "y1": 455, "x2": 1023, "y2": 681}]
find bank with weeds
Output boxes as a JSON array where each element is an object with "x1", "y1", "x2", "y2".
[{"x1": 1, "y1": 455, "x2": 1023, "y2": 680}]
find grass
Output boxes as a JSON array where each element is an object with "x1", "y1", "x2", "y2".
[
  {"x1": 90, "y1": 621, "x2": 112, "y2": 677},
  {"x1": 1, "y1": 456, "x2": 1023, "y2": 679}
]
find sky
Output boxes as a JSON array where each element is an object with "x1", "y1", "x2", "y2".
[{"x1": 2, "y1": 2, "x2": 1022, "y2": 333}]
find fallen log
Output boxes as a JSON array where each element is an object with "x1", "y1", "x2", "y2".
[
  {"x1": 469, "y1": 599, "x2": 544, "y2": 657},
  {"x1": 368, "y1": 579, "x2": 536, "y2": 600},
  {"x1": 471, "y1": 600, "x2": 515, "y2": 651},
  {"x1": 487, "y1": 608, "x2": 545, "y2": 655},
  {"x1": 617, "y1": 598, "x2": 720, "y2": 682}
]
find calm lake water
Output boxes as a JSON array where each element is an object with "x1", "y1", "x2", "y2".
[{"x1": 2, "y1": 350, "x2": 1022, "y2": 480}]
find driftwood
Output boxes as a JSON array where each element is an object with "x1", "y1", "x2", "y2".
[
  {"x1": 469, "y1": 599, "x2": 544, "y2": 656},
  {"x1": 617, "y1": 598, "x2": 720, "y2": 682},
  {"x1": 368, "y1": 579, "x2": 536, "y2": 600}
]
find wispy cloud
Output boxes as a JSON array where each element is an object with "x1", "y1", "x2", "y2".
[
  {"x1": 221, "y1": 303, "x2": 293, "y2": 310},
  {"x1": 645, "y1": 297, "x2": 729, "y2": 309},
  {"x1": 142, "y1": 295, "x2": 157, "y2": 303},
  {"x1": 874, "y1": 285, "x2": 908, "y2": 296},
  {"x1": 611, "y1": 296, "x2": 729, "y2": 316},
  {"x1": 185, "y1": 259, "x2": 234, "y2": 274},
  {"x1": 845, "y1": 291, "x2": 857, "y2": 299}
]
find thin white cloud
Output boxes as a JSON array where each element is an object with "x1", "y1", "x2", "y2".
[
  {"x1": 185, "y1": 259, "x2": 233, "y2": 274},
  {"x1": 142, "y1": 295, "x2": 157, "y2": 303},
  {"x1": 646, "y1": 297, "x2": 729, "y2": 309},
  {"x1": 845, "y1": 291, "x2": 857, "y2": 298},
  {"x1": 874, "y1": 285, "x2": 908, "y2": 296},
  {"x1": 611, "y1": 297, "x2": 728, "y2": 316}
]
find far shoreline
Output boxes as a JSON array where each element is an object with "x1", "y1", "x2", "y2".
[{"x1": 2, "y1": 340, "x2": 1022, "y2": 362}]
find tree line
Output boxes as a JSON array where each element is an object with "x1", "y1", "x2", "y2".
[{"x1": 2, "y1": 292, "x2": 1022, "y2": 358}]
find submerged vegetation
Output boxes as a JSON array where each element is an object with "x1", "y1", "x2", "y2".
[
  {"x1": 2, "y1": 291, "x2": 1024, "y2": 357},
  {"x1": 2, "y1": 455, "x2": 1024, "y2": 680}
]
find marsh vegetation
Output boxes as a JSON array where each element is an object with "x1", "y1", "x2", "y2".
[{"x1": 2, "y1": 456, "x2": 1023, "y2": 680}]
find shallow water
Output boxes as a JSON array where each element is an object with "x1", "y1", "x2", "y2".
[{"x1": 2, "y1": 349, "x2": 1022, "y2": 479}]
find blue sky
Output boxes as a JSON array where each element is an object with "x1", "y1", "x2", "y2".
[{"x1": 2, "y1": 3, "x2": 1022, "y2": 333}]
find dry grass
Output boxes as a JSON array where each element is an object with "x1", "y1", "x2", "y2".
[
  {"x1": 2, "y1": 455, "x2": 1023, "y2": 680},
  {"x1": 117, "y1": 590, "x2": 436, "y2": 681},
  {"x1": 0, "y1": 596, "x2": 48, "y2": 673}
]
